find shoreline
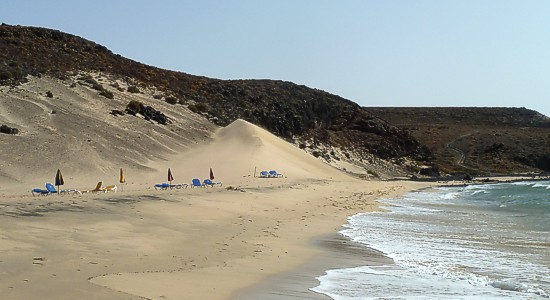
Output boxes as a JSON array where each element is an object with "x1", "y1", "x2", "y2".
[
  {"x1": 232, "y1": 175, "x2": 550, "y2": 300},
  {"x1": 233, "y1": 232, "x2": 393, "y2": 300},
  {"x1": 231, "y1": 180, "x2": 424, "y2": 300}
]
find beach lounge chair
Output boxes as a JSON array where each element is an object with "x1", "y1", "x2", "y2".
[
  {"x1": 154, "y1": 183, "x2": 170, "y2": 190},
  {"x1": 45, "y1": 183, "x2": 59, "y2": 194},
  {"x1": 65, "y1": 189, "x2": 82, "y2": 195},
  {"x1": 33, "y1": 183, "x2": 80, "y2": 196},
  {"x1": 191, "y1": 178, "x2": 204, "y2": 188},
  {"x1": 32, "y1": 187, "x2": 50, "y2": 196},
  {"x1": 269, "y1": 170, "x2": 284, "y2": 178},
  {"x1": 259, "y1": 171, "x2": 270, "y2": 178},
  {"x1": 203, "y1": 179, "x2": 222, "y2": 187},
  {"x1": 103, "y1": 185, "x2": 117, "y2": 193},
  {"x1": 83, "y1": 181, "x2": 103, "y2": 193}
]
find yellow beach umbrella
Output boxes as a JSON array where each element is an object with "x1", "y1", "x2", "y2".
[{"x1": 119, "y1": 167, "x2": 125, "y2": 191}]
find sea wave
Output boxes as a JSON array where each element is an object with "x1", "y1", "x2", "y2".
[{"x1": 316, "y1": 184, "x2": 550, "y2": 299}]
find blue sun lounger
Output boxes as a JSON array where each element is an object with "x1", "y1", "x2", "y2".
[
  {"x1": 191, "y1": 178, "x2": 205, "y2": 188},
  {"x1": 45, "y1": 183, "x2": 58, "y2": 193},
  {"x1": 203, "y1": 179, "x2": 222, "y2": 187},
  {"x1": 31, "y1": 183, "x2": 57, "y2": 196},
  {"x1": 259, "y1": 171, "x2": 270, "y2": 178},
  {"x1": 46, "y1": 183, "x2": 81, "y2": 195},
  {"x1": 269, "y1": 170, "x2": 284, "y2": 178},
  {"x1": 32, "y1": 187, "x2": 50, "y2": 196},
  {"x1": 154, "y1": 183, "x2": 171, "y2": 190},
  {"x1": 33, "y1": 183, "x2": 80, "y2": 196}
]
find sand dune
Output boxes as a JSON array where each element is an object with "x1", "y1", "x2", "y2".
[{"x1": 148, "y1": 119, "x2": 351, "y2": 187}]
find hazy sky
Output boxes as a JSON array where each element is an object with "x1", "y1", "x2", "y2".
[{"x1": 2, "y1": 1, "x2": 550, "y2": 116}]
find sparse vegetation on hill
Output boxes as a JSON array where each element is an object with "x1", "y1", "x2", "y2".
[
  {"x1": 366, "y1": 107, "x2": 550, "y2": 174},
  {"x1": 2, "y1": 24, "x2": 549, "y2": 176},
  {"x1": 0, "y1": 24, "x2": 432, "y2": 176}
]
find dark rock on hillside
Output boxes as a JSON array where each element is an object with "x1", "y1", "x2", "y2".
[
  {"x1": 0, "y1": 125, "x2": 19, "y2": 134},
  {"x1": 186, "y1": 79, "x2": 431, "y2": 161},
  {"x1": 125, "y1": 100, "x2": 168, "y2": 125},
  {"x1": 110, "y1": 109, "x2": 125, "y2": 116},
  {"x1": 141, "y1": 106, "x2": 169, "y2": 125}
]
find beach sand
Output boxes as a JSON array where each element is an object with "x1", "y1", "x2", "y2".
[
  {"x1": 234, "y1": 233, "x2": 394, "y2": 300},
  {"x1": 0, "y1": 117, "x2": 434, "y2": 299},
  {"x1": 0, "y1": 178, "x2": 430, "y2": 299}
]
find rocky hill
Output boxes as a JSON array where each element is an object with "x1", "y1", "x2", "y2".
[
  {"x1": 3, "y1": 24, "x2": 549, "y2": 178},
  {"x1": 0, "y1": 24, "x2": 432, "y2": 178},
  {"x1": 366, "y1": 107, "x2": 550, "y2": 175}
]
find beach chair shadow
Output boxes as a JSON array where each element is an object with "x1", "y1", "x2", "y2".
[
  {"x1": 203, "y1": 179, "x2": 222, "y2": 187},
  {"x1": 169, "y1": 183, "x2": 186, "y2": 189},
  {"x1": 191, "y1": 178, "x2": 205, "y2": 188},
  {"x1": 173, "y1": 183, "x2": 188, "y2": 189}
]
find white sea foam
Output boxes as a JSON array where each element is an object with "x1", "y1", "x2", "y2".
[
  {"x1": 471, "y1": 189, "x2": 488, "y2": 195},
  {"x1": 511, "y1": 181, "x2": 537, "y2": 186},
  {"x1": 314, "y1": 185, "x2": 550, "y2": 299},
  {"x1": 439, "y1": 192, "x2": 460, "y2": 199},
  {"x1": 532, "y1": 183, "x2": 550, "y2": 189},
  {"x1": 312, "y1": 265, "x2": 526, "y2": 299}
]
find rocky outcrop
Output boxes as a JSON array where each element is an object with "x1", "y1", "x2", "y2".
[
  {"x1": 0, "y1": 125, "x2": 19, "y2": 134},
  {"x1": 125, "y1": 100, "x2": 169, "y2": 125}
]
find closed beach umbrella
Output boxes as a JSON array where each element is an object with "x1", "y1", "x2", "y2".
[
  {"x1": 209, "y1": 167, "x2": 215, "y2": 180},
  {"x1": 168, "y1": 168, "x2": 174, "y2": 184},
  {"x1": 119, "y1": 167, "x2": 125, "y2": 192},
  {"x1": 120, "y1": 167, "x2": 125, "y2": 184},
  {"x1": 55, "y1": 169, "x2": 64, "y2": 194}
]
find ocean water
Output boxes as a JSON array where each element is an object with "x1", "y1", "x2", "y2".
[{"x1": 312, "y1": 181, "x2": 550, "y2": 299}]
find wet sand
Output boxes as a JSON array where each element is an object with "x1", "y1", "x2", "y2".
[{"x1": 234, "y1": 233, "x2": 393, "y2": 300}]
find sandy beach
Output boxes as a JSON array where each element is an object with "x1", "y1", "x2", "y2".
[
  {"x1": 0, "y1": 114, "x2": 435, "y2": 299},
  {"x1": 0, "y1": 176, "x2": 430, "y2": 299}
]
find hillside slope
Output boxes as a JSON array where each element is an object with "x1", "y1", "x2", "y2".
[
  {"x1": 0, "y1": 24, "x2": 431, "y2": 177},
  {"x1": 3, "y1": 24, "x2": 548, "y2": 177},
  {"x1": 0, "y1": 73, "x2": 216, "y2": 191},
  {"x1": 366, "y1": 107, "x2": 550, "y2": 175}
]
